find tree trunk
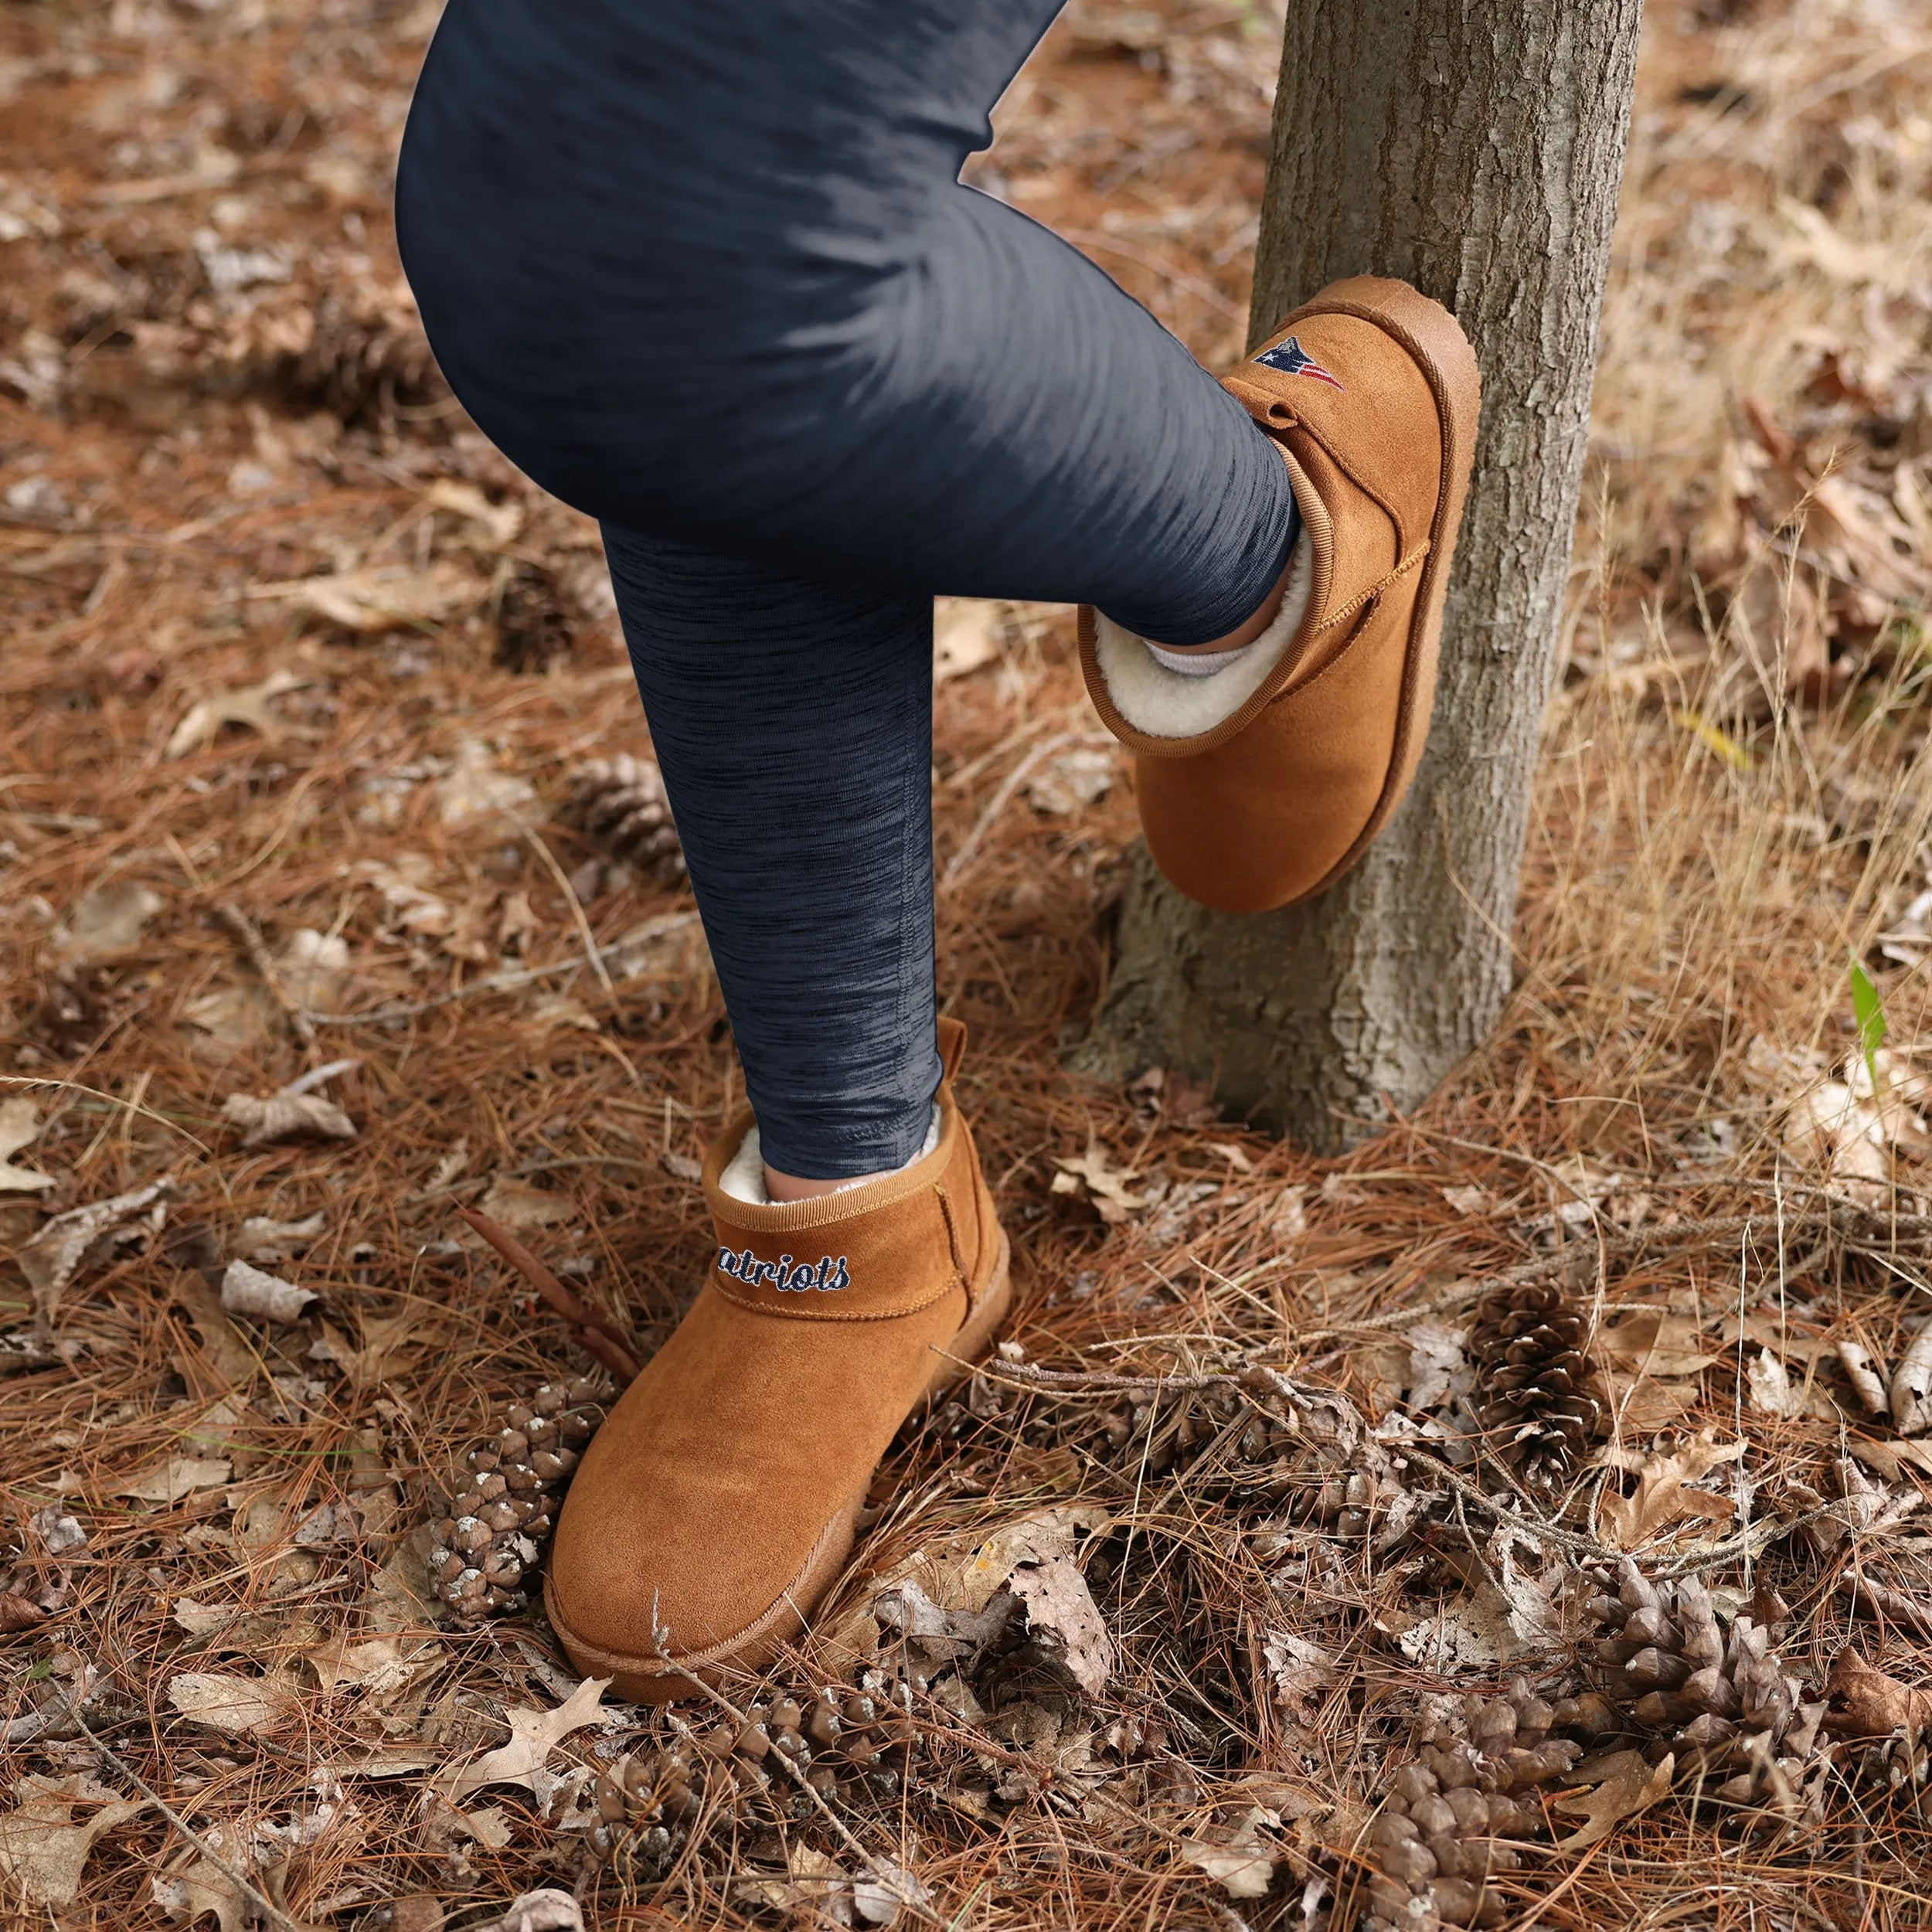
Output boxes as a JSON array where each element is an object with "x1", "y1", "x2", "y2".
[{"x1": 1085, "y1": 0, "x2": 1645, "y2": 1151}]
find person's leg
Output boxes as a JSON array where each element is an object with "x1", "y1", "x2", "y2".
[
  {"x1": 598, "y1": 526, "x2": 939, "y2": 1188},
  {"x1": 395, "y1": 0, "x2": 1299, "y2": 651},
  {"x1": 395, "y1": 0, "x2": 1303, "y2": 1189}
]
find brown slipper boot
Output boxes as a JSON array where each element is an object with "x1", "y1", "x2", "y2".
[
  {"x1": 544, "y1": 1019, "x2": 1010, "y2": 1702},
  {"x1": 1079, "y1": 275, "x2": 1481, "y2": 914}
]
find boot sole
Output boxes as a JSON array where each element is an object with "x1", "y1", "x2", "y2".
[
  {"x1": 1280, "y1": 275, "x2": 1482, "y2": 902},
  {"x1": 545, "y1": 1228, "x2": 1013, "y2": 1704}
]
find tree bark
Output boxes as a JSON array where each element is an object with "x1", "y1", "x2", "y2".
[{"x1": 1086, "y1": 0, "x2": 1645, "y2": 1150}]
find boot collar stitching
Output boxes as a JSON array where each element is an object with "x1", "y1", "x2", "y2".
[{"x1": 1308, "y1": 541, "x2": 1432, "y2": 634}]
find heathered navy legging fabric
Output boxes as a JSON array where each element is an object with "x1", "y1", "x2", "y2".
[{"x1": 396, "y1": 0, "x2": 1299, "y2": 1176}]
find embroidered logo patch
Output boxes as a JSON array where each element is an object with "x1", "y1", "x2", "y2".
[
  {"x1": 1254, "y1": 335, "x2": 1345, "y2": 390},
  {"x1": 716, "y1": 1247, "x2": 850, "y2": 1294}
]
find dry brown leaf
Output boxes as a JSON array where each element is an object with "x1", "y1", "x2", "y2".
[
  {"x1": 351, "y1": 857, "x2": 454, "y2": 937},
  {"x1": 1026, "y1": 744, "x2": 1114, "y2": 815},
  {"x1": 115, "y1": 1455, "x2": 232, "y2": 1504},
  {"x1": 0, "y1": 1097, "x2": 55, "y2": 1192},
  {"x1": 1051, "y1": 1141, "x2": 1146, "y2": 1224},
  {"x1": 1849, "y1": 1436, "x2": 1932, "y2": 1483},
  {"x1": 1824, "y1": 1648, "x2": 1932, "y2": 1738},
  {"x1": 1605, "y1": 1368, "x2": 1706, "y2": 1434},
  {"x1": 234, "y1": 1211, "x2": 327, "y2": 1264},
  {"x1": 1262, "y1": 1632, "x2": 1336, "y2": 1720},
  {"x1": 1598, "y1": 1311, "x2": 1722, "y2": 1379},
  {"x1": 165, "y1": 668, "x2": 315, "y2": 758},
  {"x1": 221, "y1": 1089, "x2": 357, "y2": 1148},
  {"x1": 311, "y1": 1309, "x2": 417, "y2": 1387},
  {"x1": 1783, "y1": 1079, "x2": 1899, "y2": 1204},
  {"x1": 260, "y1": 560, "x2": 488, "y2": 634},
  {"x1": 496, "y1": 888, "x2": 539, "y2": 954},
  {"x1": 1747, "y1": 1346, "x2": 1807, "y2": 1420},
  {"x1": 30, "y1": 1506, "x2": 87, "y2": 1556},
  {"x1": 1393, "y1": 1586, "x2": 1529, "y2": 1672},
  {"x1": 474, "y1": 1175, "x2": 574, "y2": 1230},
  {"x1": 853, "y1": 1864, "x2": 927, "y2": 1928},
  {"x1": 425, "y1": 478, "x2": 524, "y2": 548},
  {"x1": 1597, "y1": 1431, "x2": 1747, "y2": 1549},
  {"x1": 0, "y1": 1592, "x2": 44, "y2": 1633},
  {"x1": 49, "y1": 879, "x2": 165, "y2": 964},
  {"x1": 1836, "y1": 1340, "x2": 1890, "y2": 1416},
  {"x1": 219, "y1": 1258, "x2": 316, "y2": 1323},
  {"x1": 167, "y1": 1668, "x2": 304, "y2": 1736},
  {"x1": 437, "y1": 737, "x2": 538, "y2": 828},
  {"x1": 151, "y1": 1853, "x2": 252, "y2": 1932},
  {"x1": 277, "y1": 928, "x2": 353, "y2": 1009},
  {"x1": 1404, "y1": 1321, "x2": 1471, "y2": 1413},
  {"x1": 166, "y1": 1270, "x2": 259, "y2": 1387},
  {"x1": 461, "y1": 1891, "x2": 585, "y2": 1932},
  {"x1": 303, "y1": 1632, "x2": 445, "y2": 1698},
  {"x1": 1006, "y1": 1552, "x2": 1115, "y2": 1698},
  {"x1": 821, "y1": 1503, "x2": 1109, "y2": 1669},
  {"x1": 440, "y1": 1675, "x2": 611, "y2": 1801},
  {"x1": 1182, "y1": 1808, "x2": 1277, "y2": 1900},
  {"x1": 18, "y1": 1175, "x2": 172, "y2": 1321},
  {"x1": 220, "y1": 1061, "x2": 359, "y2": 1150},
  {"x1": 1552, "y1": 1749, "x2": 1675, "y2": 1852},
  {"x1": 0, "y1": 1774, "x2": 147, "y2": 1907},
  {"x1": 529, "y1": 993, "x2": 599, "y2": 1032},
  {"x1": 1892, "y1": 1329, "x2": 1932, "y2": 1435},
  {"x1": 934, "y1": 596, "x2": 1002, "y2": 682},
  {"x1": 733, "y1": 1849, "x2": 848, "y2": 1920}
]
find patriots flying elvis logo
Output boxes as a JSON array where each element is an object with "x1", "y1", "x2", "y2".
[{"x1": 1254, "y1": 335, "x2": 1345, "y2": 390}]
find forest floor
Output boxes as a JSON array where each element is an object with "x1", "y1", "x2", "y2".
[{"x1": 5, "y1": 1, "x2": 1932, "y2": 1928}]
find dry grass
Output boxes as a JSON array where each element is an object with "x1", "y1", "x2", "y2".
[{"x1": 4, "y1": 0, "x2": 1932, "y2": 1927}]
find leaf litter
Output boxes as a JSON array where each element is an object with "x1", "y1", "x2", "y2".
[{"x1": 6, "y1": 1, "x2": 1932, "y2": 1928}]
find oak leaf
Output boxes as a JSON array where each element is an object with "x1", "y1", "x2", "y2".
[
  {"x1": 1552, "y1": 1749, "x2": 1674, "y2": 1852},
  {"x1": 0, "y1": 1775, "x2": 146, "y2": 1907},
  {"x1": 441, "y1": 1675, "x2": 611, "y2": 1801},
  {"x1": 0, "y1": 1097, "x2": 56, "y2": 1192}
]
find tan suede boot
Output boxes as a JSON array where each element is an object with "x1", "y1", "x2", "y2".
[
  {"x1": 1079, "y1": 275, "x2": 1481, "y2": 914},
  {"x1": 544, "y1": 1019, "x2": 1010, "y2": 1702}
]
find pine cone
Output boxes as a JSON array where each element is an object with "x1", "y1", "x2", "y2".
[
  {"x1": 425, "y1": 1378, "x2": 606, "y2": 1621},
  {"x1": 564, "y1": 753, "x2": 685, "y2": 886},
  {"x1": 1363, "y1": 1680, "x2": 1581, "y2": 1930},
  {"x1": 1470, "y1": 1281, "x2": 1604, "y2": 1488},
  {"x1": 494, "y1": 564, "x2": 575, "y2": 673},
  {"x1": 1575, "y1": 1560, "x2": 1825, "y2": 1816},
  {"x1": 590, "y1": 1672, "x2": 927, "y2": 1875}
]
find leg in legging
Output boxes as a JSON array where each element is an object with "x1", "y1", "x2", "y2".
[
  {"x1": 396, "y1": 0, "x2": 1298, "y2": 641},
  {"x1": 395, "y1": 0, "x2": 1301, "y2": 1180},
  {"x1": 600, "y1": 529, "x2": 940, "y2": 1183}
]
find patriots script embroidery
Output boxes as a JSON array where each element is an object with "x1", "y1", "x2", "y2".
[{"x1": 716, "y1": 1247, "x2": 851, "y2": 1293}]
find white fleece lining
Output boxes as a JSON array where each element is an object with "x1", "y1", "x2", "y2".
[
  {"x1": 1094, "y1": 536, "x2": 1314, "y2": 739},
  {"x1": 719, "y1": 1105, "x2": 943, "y2": 1206}
]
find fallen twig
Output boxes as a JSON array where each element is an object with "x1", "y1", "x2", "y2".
[
  {"x1": 214, "y1": 900, "x2": 318, "y2": 1054},
  {"x1": 455, "y1": 1206, "x2": 641, "y2": 1381},
  {"x1": 69, "y1": 1699, "x2": 304, "y2": 1932}
]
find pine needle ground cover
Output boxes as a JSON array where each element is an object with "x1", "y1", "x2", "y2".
[{"x1": 4, "y1": 1, "x2": 1932, "y2": 1927}]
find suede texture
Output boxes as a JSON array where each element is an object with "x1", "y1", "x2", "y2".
[
  {"x1": 1079, "y1": 276, "x2": 1481, "y2": 914},
  {"x1": 545, "y1": 1019, "x2": 1008, "y2": 1699}
]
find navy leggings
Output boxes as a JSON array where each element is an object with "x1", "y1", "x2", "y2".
[{"x1": 396, "y1": 0, "x2": 1298, "y2": 1177}]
